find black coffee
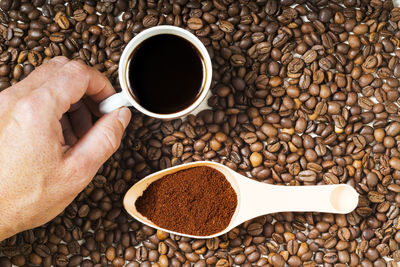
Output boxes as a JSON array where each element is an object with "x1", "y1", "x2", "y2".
[{"x1": 128, "y1": 34, "x2": 204, "y2": 114}]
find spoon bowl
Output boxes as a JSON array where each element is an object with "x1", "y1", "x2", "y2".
[{"x1": 124, "y1": 161, "x2": 359, "y2": 239}]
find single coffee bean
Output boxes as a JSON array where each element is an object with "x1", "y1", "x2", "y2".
[
  {"x1": 142, "y1": 14, "x2": 158, "y2": 28},
  {"x1": 298, "y1": 170, "x2": 317, "y2": 182},
  {"x1": 27, "y1": 51, "x2": 42, "y2": 67},
  {"x1": 11, "y1": 255, "x2": 25, "y2": 266},
  {"x1": 358, "y1": 97, "x2": 374, "y2": 110},
  {"x1": 73, "y1": 9, "x2": 87, "y2": 21},
  {"x1": 323, "y1": 173, "x2": 339, "y2": 184},
  {"x1": 247, "y1": 223, "x2": 263, "y2": 236},
  {"x1": 187, "y1": 18, "x2": 203, "y2": 30},
  {"x1": 55, "y1": 254, "x2": 69, "y2": 266},
  {"x1": 55, "y1": 12, "x2": 70, "y2": 29},
  {"x1": 0, "y1": 257, "x2": 12, "y2": 267},
  {"x1": 33, "y1": 244, "x2": 50, "y2": 257},
  {"x1": 302, "y1": 50, "x2": 317, "y2": 64},
  {"x1": 368, "y1": 191, "x2": 385, "y2": 203},
  {"x1": 353, "y1": 135, "x2": 366, "y2": 148}
]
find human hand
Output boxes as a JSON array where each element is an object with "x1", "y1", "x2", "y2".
[{"x1": 0, "y1": 56, "x2": 131, "y2": 241}]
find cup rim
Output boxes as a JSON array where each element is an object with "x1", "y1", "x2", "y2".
[{"x1": 118, "y1": 25, "x2": 212, "y2": 119}]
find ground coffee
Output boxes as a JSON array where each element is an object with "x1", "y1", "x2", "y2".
[{"x1": 135, "y1": 166, "x2": 237, "y2": 236}]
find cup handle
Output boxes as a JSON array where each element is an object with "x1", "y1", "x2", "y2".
[{"x1": 99, "y1": 92, "x2": 132, "y2": 114}]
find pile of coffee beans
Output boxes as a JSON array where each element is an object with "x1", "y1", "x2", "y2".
[{"x1": 1, "y1": 0, "x2": 400, "y2": 266}]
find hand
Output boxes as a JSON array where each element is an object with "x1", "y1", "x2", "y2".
[{"x1": 0, "y1": 56, "x2": 131, "y2": 241}]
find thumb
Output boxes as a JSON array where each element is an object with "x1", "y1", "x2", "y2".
[{"x1": 63, "y1": 107, "x2": 131, "y2": 188}]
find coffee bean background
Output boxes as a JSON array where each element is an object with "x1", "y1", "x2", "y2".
[{"x1": 1, "y1": 0, "x2": 400, "y2": 266}]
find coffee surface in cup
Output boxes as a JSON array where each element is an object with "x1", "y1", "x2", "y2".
[{"x1": 128, "y1": 34, "x2": 203, "y2": 114}]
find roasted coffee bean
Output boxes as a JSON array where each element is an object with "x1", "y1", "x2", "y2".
[
  {"x1": 187, "y1": 18, "x2": 203, "y2": 30},
  {"x1": 302, "y1": 50, "x2": 317, "y2": 64},
  {"x1": 33, "y1": 244, "x2": 50, "y2": 257},
  {"x1": 55, "y1": 12, "x2": 69, "y2": 29},
  {"x1": 323, "y1": 173, "x2": 339, "y2": 184},
  {"x1": 368, "y1": 191, "x2": 385, "y2": 203},
  {"x1": 247, "y1": 223, "x2": 263, "y2": 236},
  {"x1": 11, "y1": 255, "x2": 25, "y2": 266},
  {"x1": 219, "y1": 20, "x2": 234, "y2": 33},
  {"x1": 270, "y1": 253, "x2": 285, "y2": 266},
  {"x1": 28, "y1": 29, "x2": 43, "y2": 40},
  {"x1": 68, "y1": 255, "x2": 83, "y2": 266},
  {"x1": 143, "y1": 14, "x2": 158, "y2": 28},
  {"x1": 353, "y1": 135, "x2": 366, "y2": 148},
  {"x1": 298, "y1": 170, "x2": 317, "y2": 182},
  {"x1": 358, "y1": 97, "x2": 374, "y2": 110},
  {"x1": 27, "y1": 51, "x2": 42, "y2": 67},
  {"x1": 287, "y1": 239, "x2": 299, "y2": 255},
  {"x1": 0, "y1": 257, "x2": 12, "y2": 267},
  {"x1": 73, "y1": 9, "x2": 87, "y2": 22},
  {"x1": 50, "y1": 32, "x2": 66, "y2": 43}
]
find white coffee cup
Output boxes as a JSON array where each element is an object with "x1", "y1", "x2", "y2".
[{"x1": 99, "y1": 25, "x2": 212, "y2": 119}]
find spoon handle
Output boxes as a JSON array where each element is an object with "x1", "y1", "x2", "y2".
[{"x1": 236, "y1": 177, "x2": 359, "y2": 223}]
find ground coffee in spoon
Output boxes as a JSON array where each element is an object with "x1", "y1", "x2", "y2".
[{"x1": 135, "y1": 166, "x2": 237, "y2": 236}]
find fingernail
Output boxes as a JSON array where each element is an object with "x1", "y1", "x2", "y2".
[{"x1": 118, "y1": 107, "x2": 131, "y2": 128}]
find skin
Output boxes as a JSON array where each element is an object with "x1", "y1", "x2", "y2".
[{"x1": 0, "y1": 56, "x2": 131, "y2": 241}]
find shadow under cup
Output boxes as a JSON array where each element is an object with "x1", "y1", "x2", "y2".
[{"x1": 123, "y1": 31, "x2": 210, "y2": 116}]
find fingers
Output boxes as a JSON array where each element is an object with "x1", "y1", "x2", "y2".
[
  {"x1": 63, "y1": 107, "x2": 131, "y2": 189},
  {"x1": 69, "y1": 101, "x2": 92, "y2": 138},
  {"x1": 83, "y1": 97, "x2": 103, "y2": 117},
  {"x1": 37, "y1": 60, "x2": 115, "y2": 119},
  {"x1": 22, "y1": 57, "x2": 70, "y2": 87},
  {"x1": 8, "y1": 57, "x2": 70, "y2": 96},
  {"x1": 60, "y1": 114, "x2": 78, "y2": 146},
  {"x1": 0, "y1": 57, "x2": 70, "y2": 103}
]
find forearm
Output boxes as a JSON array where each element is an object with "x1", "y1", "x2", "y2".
[
  {"x1": 0, "y1": 214, "x2": 15, "y2": 242},
  {"x1": 0, "y1": 184, "x2": 20, "y2": 241},
  {"x1": 0, "y1": 230, "x2": 12, "y2": 242}
]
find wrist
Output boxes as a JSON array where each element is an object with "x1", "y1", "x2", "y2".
[
  {"x1": 0, "y1": 223, "x2": 15, "y2": 242},
  {"x1": 0, "y1": 208, "x2": 17, "y2": 241}
]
